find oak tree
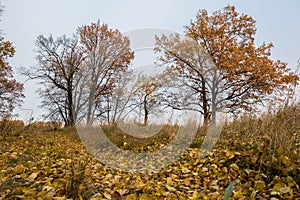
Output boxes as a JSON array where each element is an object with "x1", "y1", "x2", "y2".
[
  {"x1": 25, "y1": 35, "x2": 85, "y2": 127},
  {"x1": 78, "y1": 21, "x2": 134, "y2": 125},
  {"x1": 155, "y1": 6, "x2": 298, "y2": 125},
  {"x1": 25, "y1": 21, "x2": 134, "y2": 126}
]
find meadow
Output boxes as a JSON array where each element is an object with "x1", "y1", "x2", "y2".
[{"x1": 0, "y1": 105, "x2": 300, "y2": 199}]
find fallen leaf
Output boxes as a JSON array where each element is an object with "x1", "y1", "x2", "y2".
[
  {"x1": 13, "y1": 164, "x2": 25, "y2": 174},
  {"x1": 166, "y1": 184, "x2": 177, "y2": 192},
  {"x1": 27, "y1": 172, "x2": 38, "y2": 181}
]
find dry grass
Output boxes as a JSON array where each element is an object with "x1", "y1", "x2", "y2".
[
  {"x1": 224, "y1": 104, "x2": 300, "y2": 158},
  {"x1": 1, "y1": 104, "x2": 299, "y2": 199}
]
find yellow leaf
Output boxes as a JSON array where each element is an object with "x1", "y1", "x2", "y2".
[
  {"x1": 166, "y1": 177, "x2": 172, "y2": 184},
  {"x1": 103, "y1": 192, "x2": 111, "y2": 199},
  {"x1": 286, "y1": 176, "x2": 296, "y2": 187},
  {"x1": 181, "y1": 167, "x2": 191, "y2": 173},
  {"x1": 233, "y1": 191, "x2": 243, "y2": 198},
  {"x1": 278, "y1": 187, "x2": 291, "y2": 194},
  {"x1": 166, "y1": 184, "x2": 176, "y2": 192},
  {"x1": 79, "y1": 183, "x2": 85, "y2": 190},
  {"x1": 249, "y1": 139, "x2": 253, "y2": 145},
  {"x1": 137, "y1": 180, "x2": 146, "y2": 188},
  {"x1": 280, "y1": 156, "x2": 290, "y2": 165},
  {"x1": 22, "y1": 187, "x2": 34, "y2": 193},
  {"x1": 184, "y1": 178, "x2": 191, "y2": 184},
  {"x1": 229, "y1": 163, "x2": 239, "y2": 171},
  {"x1": 276, "y1": 147, "x2": 284, "y2": 154},
  {"x1": 42, "y1": 186, "x2": 53, "y2": 192},
  {"x1": 21, "y1": 173, "x2": 28, "y2": 179},
  {"x1": 225, "y1": 151, "x2": 232, "y2": 157},
  {"x1": 27, "y1": 172, "x2": 38, "y2": 181},
  {"x1": 254, "y1": 181, "x2": 265, "y2": 191},
  {"x1": 13, "y1": 164, "x2": 25, "y2": 174},
  {"x1": 273, "y1": 182, "x2": 285, "y2": 190},
  {"x1": 192, "y1": 191, "x2": 199, "y2": 199}
]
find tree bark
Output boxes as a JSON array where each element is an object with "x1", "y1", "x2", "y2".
[
  {"x1": 201, "y1": 76, "x2": 210, "y2": 127},
  {"x1": 143, "y1": 97, "x2": 148, "y2": 126},
  {"x1": 67, "y1": 85, "x2": 75, "y2": 127}
]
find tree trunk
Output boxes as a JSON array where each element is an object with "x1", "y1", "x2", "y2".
[
  {"x1": 143, "y1": 98, "x2": 148, "y2": 126},
  {"x1": 86, "y1": 91, "x2": 94, "y2": 125},
  {"x1": 201, "y1": 76, "x2": 210, "y2": 127},
  {"x1": 67, "y1": 86, "x2": 75, "y2": 127},
  {"x1": 211, "y1": 111, "x2": 216, "y2": 126},
  {"x1": 210, "y1": 71, "x2": 218, "y2": 126}
]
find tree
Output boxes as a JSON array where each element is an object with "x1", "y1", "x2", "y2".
[
  {"x1": 78, "y1": 21, "x2": 134, "y2": 125},
  {"x1": 25, "y1": 35, "x2": 85, "y2": 127},
  {"x1": 155, "y1": 6, "x2": 298, "y2": 125},
  {"x1": 103, "y1": 70, "x2": 137, "y2": 125},
  {"x1": 24, "y1": 21, "x2": 134, "y2": 126},
  {"x1": 37, "y1": 83, "x2": 68, "y2": 125},
  {"x1": 0, "y1": 9, "x2": 24, "y2": 119},
  {"x1": 132, "y1": 75, "x2": 163, "y2": 125}
]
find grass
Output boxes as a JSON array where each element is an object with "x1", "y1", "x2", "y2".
[
  {"x1": 102, "y1": 124, "x2": 178, "y2": 152},
  {"x1": 0, "y1": 104, "x2": 299, "y2": 199}
]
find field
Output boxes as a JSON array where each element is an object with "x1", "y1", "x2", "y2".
[{"x1": 0, "y1": 106, "x2": 300, "y2": 200}]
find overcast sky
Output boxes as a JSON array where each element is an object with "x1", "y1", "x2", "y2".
[{"x1": 1, "y1": 0, "x2": 300, "y2": 121}]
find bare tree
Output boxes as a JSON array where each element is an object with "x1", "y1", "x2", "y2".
[{"x1": 24, "y1": 35, "x2": 85, "y2": 127}]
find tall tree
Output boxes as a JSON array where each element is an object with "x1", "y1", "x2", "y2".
[
  {"x1": 78, "y1": 21, "x2": 134, "y2": 125},
  {"x1": 155, "y1": 6, "x2": 298, "y2": 125},
  {"x1": 25, "y1": 35, "x2": 85, "y2": 127},
  {"x1": 24, "y1": 21, "x2": 134, "y2": 126},
  {"x1": 0, "y1": 8, "x2": 24, "y2": 119}
]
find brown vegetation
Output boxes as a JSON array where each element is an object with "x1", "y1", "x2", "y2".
[{"x1": 0, "y1": 104, "x2": 299, "y2": 199}]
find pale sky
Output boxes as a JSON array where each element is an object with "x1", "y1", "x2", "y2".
[{"x1": 1, "y1": 0, "x2": 300, "y2": 121}]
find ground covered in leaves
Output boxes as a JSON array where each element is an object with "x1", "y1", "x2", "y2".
[{"x1": 0, "y1": 125, "x2": 299, "y2": 200}]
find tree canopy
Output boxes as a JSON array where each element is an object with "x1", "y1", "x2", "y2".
[
  {"x1": 155, "y1": 5, "x2": 298, "y2": 124},
  {"x1": 24, "y1": 21, "x2": 134, "y2": 126}
]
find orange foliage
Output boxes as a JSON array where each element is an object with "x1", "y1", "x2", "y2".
[
  {"x1": 0, "y1": 37, "x2": 24, "y2": 118},
  {"x1": 155, "y1": 6, "x2": 299, "y2": 123}
]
